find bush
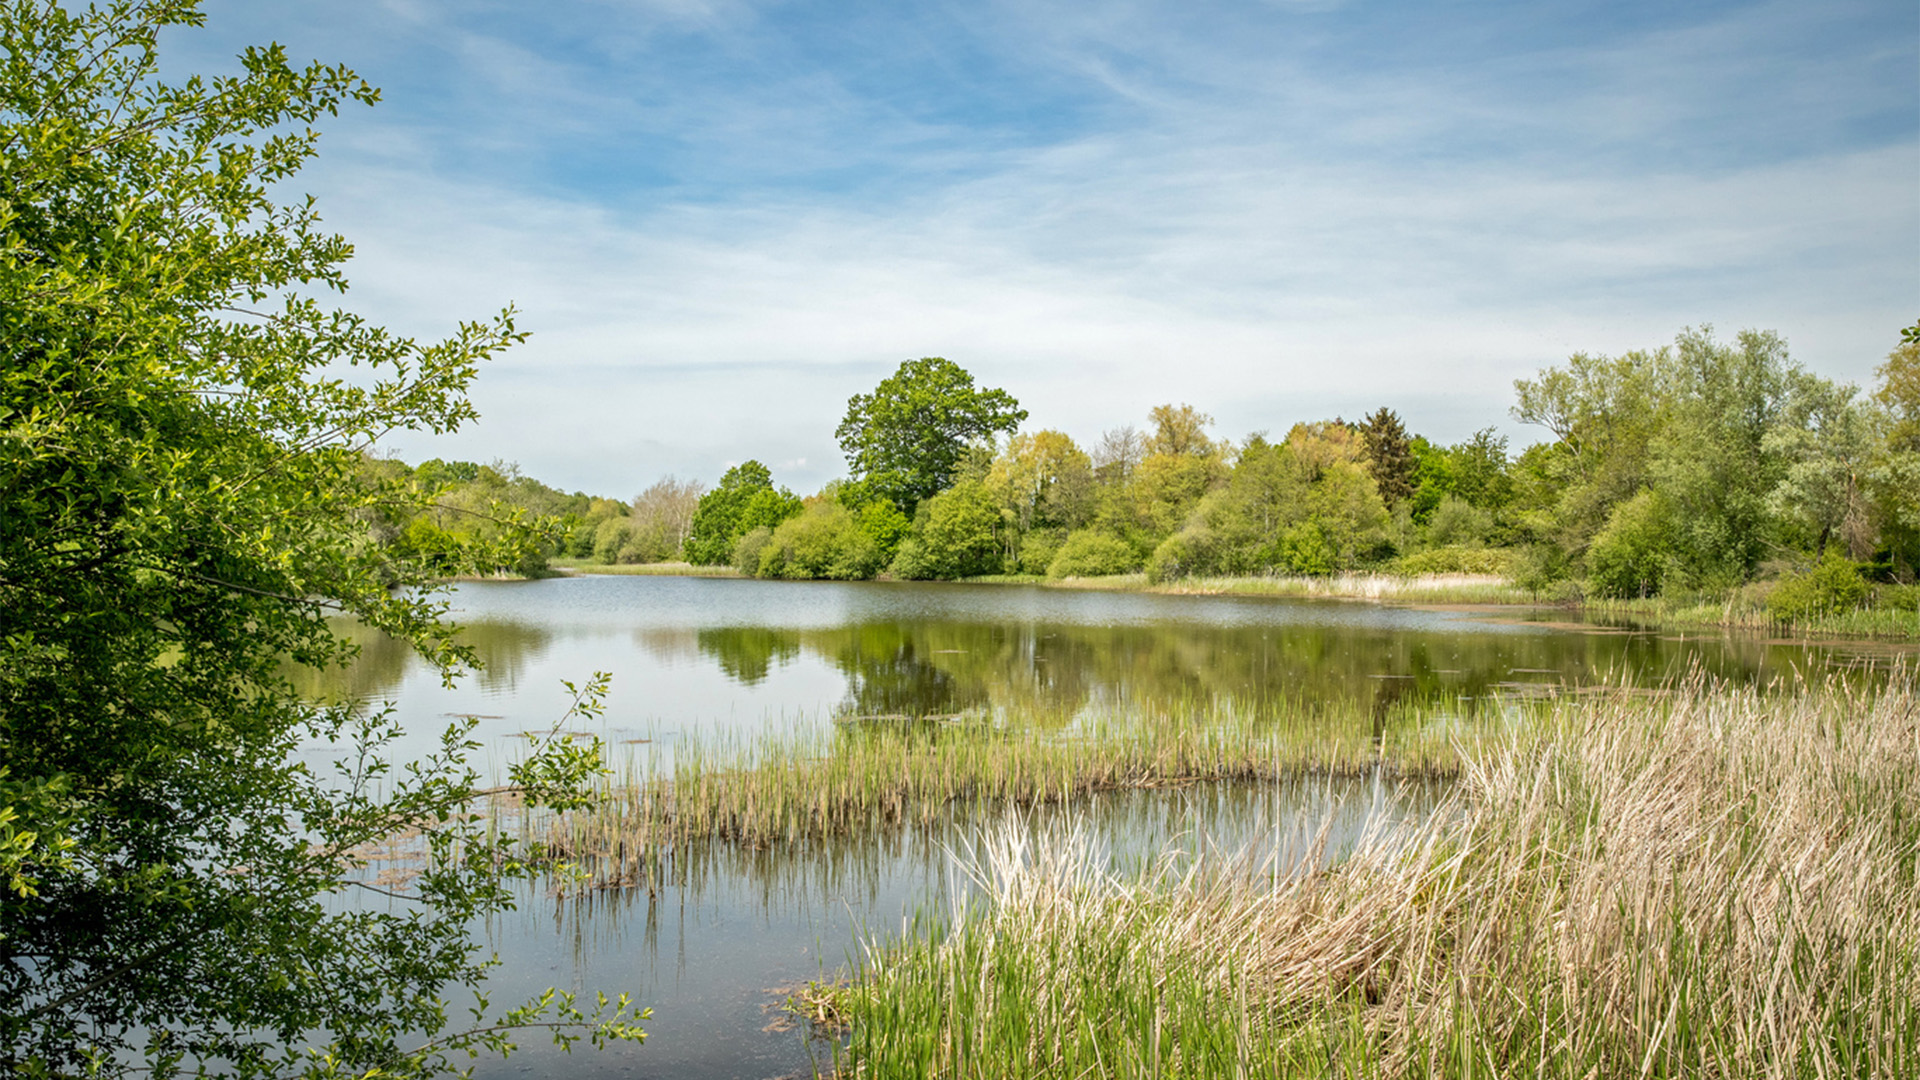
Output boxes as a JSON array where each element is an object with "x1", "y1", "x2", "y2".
[
  {"x1": 1586, "y1": 490, "x2": 1674, "y2": 598},
  {"x1": 1393, "y1": 545, "x2": 1519, "y2": 576},
  {"x1": 889, "y1": 481, "x2": 1001, "y2": 579},
  {"x1": 1145, "y1": 527, "x2": 1203, "y2": 584},
  {"x1": 731, "y1": 526, "x2": 774, "y2": 576},
  {"x1": 1425, "y1": 494, "x2": 1494, "y2": 548},
  {"x1": 1050, "y1": 530, "x2": 1141, "y2": 578},
  {"x1": 1768, "y1": 550, "x2": 1871, "y2": 623},
  {"x1": 757, "y1": 501, "x2": 884, "y2": 580},
  {"x1": 593, "y1": 516, "x2": 634, "y2": 564},
  {"x1": 1276, "y1": 522, "x2": 1336, "y2": 576},
  {"x1": 1874, "y1": 582, "x2": 1920, "y2": 613},
  {"x1": 1018, "y1": 530, "x2": 1067, "y2": 576}
]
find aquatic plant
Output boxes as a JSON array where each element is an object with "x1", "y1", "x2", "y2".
[{"x1": 810, "y1": 674, "x2": 1920, "y2": 1078}]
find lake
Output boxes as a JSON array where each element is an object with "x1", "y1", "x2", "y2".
[{"x1": 313, "y1": 575, "x2": 1905, "y2": 1078}]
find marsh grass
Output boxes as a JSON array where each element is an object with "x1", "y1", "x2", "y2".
[
  {"x1": 1584, "y1": 594, "x2": 1920, "y2": 641},
  {"x1": 550, "y1": 558, "x2": 743, "y2": 577},
  {"x1": 537, "y1": 696, "x2": 1481, "y2": 890},
  {"x1": 1155, "y1": 572, "x2": 1530, "y2": 605},
  {"x1": 810, "y1": 675, "x2": 1920, "y2": 1078},
  {"x1": 965, "y1": 571, "x2": 1535, "y2": 605}
]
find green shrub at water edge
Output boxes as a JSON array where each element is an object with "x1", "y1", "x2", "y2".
[
  {"x1": 1768, "y1": 550, "x2": 1871, "y2": 623},
  {"x1": 1392, "y1": 544, "x2": 1517, "y2": 576},
  {"x1": 1049, "y1": 529, "x2": 1140, "y2": 578},
  {"x1": 755, "y1": 501, "x2": 885, "y2": 580}
]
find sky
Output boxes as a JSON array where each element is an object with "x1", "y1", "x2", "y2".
[{"x1": 170, "y1": 0, "x2": 1918, "y2": 498}]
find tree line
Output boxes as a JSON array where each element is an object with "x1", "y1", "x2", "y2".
[{"x1": 409, "y1": 325, "x2": 1919, "y2": 622}]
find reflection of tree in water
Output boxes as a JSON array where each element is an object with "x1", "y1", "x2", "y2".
[
  {"x1": 284, "y1": 617, "x2": 553, "y2": 703},
  {"x1": 805, "y1": 624, "x2": 994, "y2": 720},
  {"x1": 694, "y1": 627, "x2": 802, "y2": 686},
  {"x1": 770, "y1": 610, "x2": 1857, "y2": 733},
  {"x1": 457, "y1": 619, "x2": 555, "y2": 693}
]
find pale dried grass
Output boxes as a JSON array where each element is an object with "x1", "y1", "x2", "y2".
[{"x1": 830, "y1": 676, "x2": 1919, "y2": 1077}]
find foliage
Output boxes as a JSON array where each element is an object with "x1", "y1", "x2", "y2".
[
  {"x1": 889, "y1": 481, "x2": 1003, "y2": 580},
  {"x1": 1017, "y1": 530, "x2": 1066, "y2": 575},
  {"x1": 366, "y1": 458, "x2": 579, "y2": 577},
  {"x1": 683, "y1": 460, "x2": 801, "y2": 564},
  {"x1": 986, "y1": 430, "x2": 1094, "y2": 548},
  {"x1": 566, "y1": 496, "x2": 630, "y2": 558},
  {"x1": 755, "y1": 500, "x2": 885, "y2": 580},
  {"x1": 1767, "y1": 550, "x2": 1871, "y2": 624},
  {"x1": 1424, "y1": 494, "x2": 1494, "y2": 548},
  {"x1": 1046, "y1": 530, "x2": 1139, "y2": 578},
  {"x1": 731, "y1": 526, "x2": 775, "y2": 576},
  {"x1": 620, "y1": 475, "x2": 704, "y2": 563},
  {"x1": 0, "y1": 2, "x2": 641, "y2": 1074},
  {"x1": 1392, "y1": 545, "x2": 1518, "y2": 576},
  {"x1": 1585, "y1": 489, "x2": 1676, "y2": 599},
  {"x1": 1145, "y1": 403, "x2": 1216, "y2": 457},
  {"x1": 1358, "y1": 407, "x2": 1415, "y2": 505},
  {"x1": 836, "y1": 358, "x2": 1026, "y2": 517}
]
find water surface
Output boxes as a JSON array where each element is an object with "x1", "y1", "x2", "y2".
[{"x1": 313, "y1": 575, "x2": 1905, "y2": 1078}]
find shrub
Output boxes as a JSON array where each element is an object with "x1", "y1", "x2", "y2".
[
  {"x1": 1145, "y1": 527, "x2": 1203, "y2": 584},
  {"x1": 731, "y1": 526, "x2": 774, "y2": 576},
  {"x1": 1425, "y1": 494, "x2": 1494, "y2": 548},
  {"x1": 1050, "y1": 530, "x2": 1141, "y2": 579},
  {"x1": 889, "y1": 481, "x2": 1001, "y2": 579},
  {"x1": 1586, "y1": 490, "x2": 1674, "y2": 598},
  {"x1": 1393, "y1": 546, "x2": 1519, "y2": 576},
  {"x1": 757, "y1": 502, "x2": 884, "y2": 580},
  {"x1": 1018, "y1": 530, "x2": 1066, "y2": 576},
  {"x1": 1276, "y1": 522, "x2": 1336, "y2": 576},
  {"x1": 1768, "y1": 550, "x2": 1870, "y2": 623},
  {"x1": 593, "y1": 516, "x2": 634, "y2": 564}
]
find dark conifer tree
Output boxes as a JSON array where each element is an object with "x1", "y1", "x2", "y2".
[{"x1": 1360, "y1": 407, "x2": 1417, "y2": 505}]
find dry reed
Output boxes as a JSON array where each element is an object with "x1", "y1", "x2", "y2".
[
  {"x1": 537, "y1": 698, "x2": 1473, "y2": 891},
  {"x1": 813, "y1": 674, "x2": 1920, "y2": 1078}
]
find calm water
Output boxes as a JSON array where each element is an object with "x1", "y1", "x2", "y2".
[{"x1": 314, "y1": 575, "x2": 1906, "y2": 1078}]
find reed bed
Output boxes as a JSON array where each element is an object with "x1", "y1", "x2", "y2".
[
  {"x1": 540, "y1": 698, "x2": 1475, "y2": 890},
  {"x1": 809, "y1": 675, "x2": 1920, "y2": 1078},
  {"x1": 1583, "y1": 594, "x2": 1920, "y2": 641},
  {"x1": 1155, "y1": 572, "x2": 1531, "y2": 605}
]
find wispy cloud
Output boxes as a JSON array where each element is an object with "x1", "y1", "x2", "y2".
[{"x1": 181, "y1": 0, "x2": 1916, "y2": 495}]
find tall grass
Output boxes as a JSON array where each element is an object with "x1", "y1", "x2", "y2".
[
  {"x1": 540, "y1": 697, "x2": 1478, "y2": 890},
  {"x1": 809, "y1": 675, "x2": 1920, "y2": 1078},
  {"x1": 550, "y1": 557, "x2": 742, "y2": 577},
  {"x1": 1584, "y1": 593, "x2": 1920, "y2": 641},
  {"x1": 1157, "y1": 572, "x2": 1530, "y2": 605}
]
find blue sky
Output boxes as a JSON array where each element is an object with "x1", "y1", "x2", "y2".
[{"x1": 174, "y1": 0, "x2": 1917, "y2": 497}]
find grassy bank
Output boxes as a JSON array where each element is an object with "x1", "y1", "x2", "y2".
[
  {"x1": 540, "y1": 698, "x2": 1477, "y2": 890},
  {"x1": 1582, "y1": 593, "x2": 1920, "y2": 641},
  {"x1": 549, "y1": 559, "x2": 1920, "y2": 640},
  {"x1": 806, "y1": 676, "x2": 1919, "y2": 1078},
  {"x1": 960, "y1": 571, "x2": 1531, "y2": 605},
  {"x1": 549, "y1": 557, "x2": 743, "y2": 577}
]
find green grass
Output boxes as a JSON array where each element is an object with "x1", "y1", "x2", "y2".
[
  {"x1": 1153, "y1": 572, "x2": 1531, "y2": 605},
  {"x1": 539, "y1": 697, "x2": 1478, "y2": 890},
  {"x1": 804, "y1": 675, "x2": 1920, "y2": 1078},
  {"x1": 548, "y1": 557, "x2": 743, "y2": 577},
  {"x1": 1583, "y1": 593, "x2": 1920, "y2": 641}
]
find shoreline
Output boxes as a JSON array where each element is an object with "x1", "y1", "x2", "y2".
[{"x1": 544, "y1": 562, "x2": 1920, "y2": 643}]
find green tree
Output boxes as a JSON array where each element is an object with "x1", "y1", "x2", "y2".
[
  {"x1": 1145, "y1": 403, "x2": 1215, "y2": 458},
  {"x1": 0, "y1": 3, "x2": 642, "y2": 1074},
  {"x1": 1871, "y1": 325, "x2": 1920, "y2": 575},
  {"x1": 682, "y1": 460, "x2": 801, "y2": 564},
  {"x1": 836, "y1": 358, "x2": 1026, "y2": 517},
  {"x1": 889, "y1": 480, "x2": 1003, "y2": 579},
  {"x1": 1358, "y1": 407, "x2": 1416, "y2": 505},
  {"x1": 755, "y1": 499, "x2": 885, "y2": 580}
]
